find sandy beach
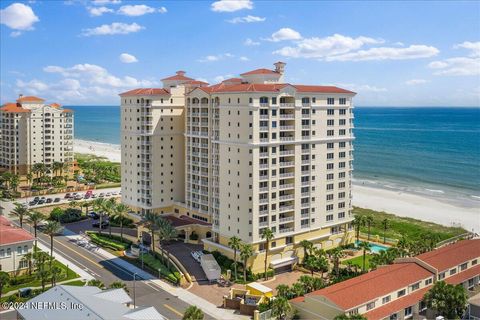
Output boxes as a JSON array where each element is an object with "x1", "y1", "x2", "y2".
[
  {"x1": 74, "y1": 139, "x2": 121, "y2": 162},
  {"x1": 73, "y1": 139, "x2": 480, "y2": 233}
]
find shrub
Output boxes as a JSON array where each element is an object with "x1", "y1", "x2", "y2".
[
  {"x1": 86, "y1": 231, "x2": 131, "y2": 251},
  {"x1": 49, "y1": 207, "x2": 64, "y2": 221},
  {"x1": 109, "y1": 215, "x2": 135, "y2": 228},
  {"x1": 141, "y1": 253, "x2": 180, "y2": 284},
  {"x1": 189, "y1": 232, "x2": 199, "y2": 240}
]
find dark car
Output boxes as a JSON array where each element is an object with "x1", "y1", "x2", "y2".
[
  {"x1": 54, "y1": 198, "x2": 61, "y2": 202},
  {"x1": 33, "y1": 196, "x2": 40, "y2": 202},
  {"x1": 84, "y1": 194, "x2": 91, "y2": 199},
  {"x1": 37, "y1": 200, "x2": 45, "y2": 205},
  {"x1": 29, "y1": 201, "x2": 38, "y2": 206},
  {"x1": 64, "y1": 193, "x2": 71, "y2": 199},
  {"x1": 92, "y1": 220, "x2": 109, "y2": 229},
  {"x1": 46, "y1": 198, "x2": 52, "y2": 204},
  {"x1": 88, "y1": 211, "x2": 100, "y2": 219}
]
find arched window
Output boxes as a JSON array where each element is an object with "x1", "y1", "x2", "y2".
[
  {"x1": 201, "y1": 97, "x2": 209, "y2": 104},
  {"x1": 302, "y1": 97, "x2": 310, "y2": 104},
  {"x1": 192, "y1": 98, "x2": 200, "y2": 104},
  {"x1": 280, "y1": 97, "x2": 287, "y2": 103},
  {"x1": 260, "y1": 96, "x2": 269, "y2": 104}
]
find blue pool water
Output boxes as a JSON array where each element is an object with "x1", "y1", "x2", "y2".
[{"x1": 355, "y1": 240, "x2": 389, "y2": 254}]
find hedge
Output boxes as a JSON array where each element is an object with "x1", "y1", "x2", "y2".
[
  {"x1": 86, "y1": 231, "x2": 131, "y2": 251},
  {"x1": 141, "y1": 253, "x2": 180, "y2": 283}
]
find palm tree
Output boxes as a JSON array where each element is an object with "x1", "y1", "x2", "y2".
[
  {"x1": 396, "y1": 236, "x2": 410, "y2": 257},
  {"x1": 92, "y1": 198, "x2": 105, "y2": 235},
  {"x1": 43, "y1": 221, "x2": 61, "y2": 264},
  {"x1": 21, "y1": 252, "x2": 35, "y2": 275},
  {"x1": 114, "y1": 203, "x2": 129, "y2": 241},
  {"x1": 0, "y1": 271, "x2": 9, "y2": 300},
  {"x1": 52, "y1": 162, "x2": 63, "y2": 178},
  {"x1": 143, "y1": 211, "x2": 158, "y2": 252},
  {"x1": 358, "y1": 241, "x2": 372, "y2": 271},
  {"x1": 228, "y1": 236, "x2": 242, "y2": 281},
  {"x1": 104, "y1": 198, "x2": 116, "y2": 237},
  {"x1": 381, "y1": 218, "x2": 389, "y2": 244},
  {"x1": 87, "y1": 279, "x2": 105, "y2": 289},
  {"x1": 329, "y1": 248, "x2": 345, "y2": 277},
  {"x1": 271, "y1": 297, "x2": 292, "y2": 320},
  {"x1": 33, "y1": 250, "x2": 49, "y2": 272},
  {"x1": 260, "y1": 228, "x2": 274, "y2": 280},
  {"x1": 69, "y1": 200, "x2": 78, "y2": 210},
  {"x1": 276, "y1": 284, "x2": 291, "y2": 299},
  {"x1": 10, "y1": 174, "x2": 19, "y2": 193},
  {"x1": 28, "y1": 211, "x2": 43, "y2": 249},
  {"x1": 239, "y1": 243, "x2": 253, "y2": 282},
  {"x1": 109, "y1": 281, "x2": 129, "y2": 293},
  {"x1": 300, "y1": 239, "x2": 313, "y2": 259},
  {"x1": 353, "y1": 215, "x2": 365, "y2": 242},
  {"x1": 36, "y1": 269, "x2": 50, "y2": 291},
  {"x1": 304, "y1": 255, "x2": 320, "y2": 276},
  {"x1": 365, "y1": 215, "x2": 374, "y2": 241},
  {"x1": 26, "y1": 172, "x2": 33, "y2": 190},
  {"x1": 12, "y1": 203, "x2": 28, "y2": 228},
  {"x1": 424, "y1": 281, "x2": 468, "y2": 319},
  {"x1": 182, "y1": 306, "x2": 204, "y2": 320},
  {"x1": 291, "y1": 282, "x2": 305, "y2": 297},
  {"x1": 157, "y1": 220, "x2": 177, "y2": 268},
  {"x1": 50, "y1": 266, "x2": 62, "y2": 286}
]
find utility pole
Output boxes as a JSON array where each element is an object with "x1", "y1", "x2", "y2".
[{"x1": 133, "y1": 272, "x2": 137, "y2": 309}]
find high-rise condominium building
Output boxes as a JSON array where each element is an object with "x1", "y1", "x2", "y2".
[
  {"x1": 0, "y1": 96, "x2": 74, "y2": 175},
  {"x1": 120, "y1": 63, "x2": 356, "y2": 272}
]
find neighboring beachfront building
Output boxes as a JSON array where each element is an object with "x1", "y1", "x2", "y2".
[
  {"x1": 120, "y1": 63, "x2": 356, "y2": 273},
  {"x1": 291, "y1": 239, "x2": 480, "y2": 320},
  {"x1": 0, "y1": 215, "x2": 34, "y2": 274},
  {"x1": 17, "y1": 285, "x2": 166, "y2": 320},
  {"x1": 0, "y1": 95, "x2": 74, "y2": 175}
]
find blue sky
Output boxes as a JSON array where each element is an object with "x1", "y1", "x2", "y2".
[{"x1": 1, "y1": 0, "x2": 479, "y2": 106}]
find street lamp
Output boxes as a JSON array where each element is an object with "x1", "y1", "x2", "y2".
[{"x1": 133, "y1": 272, "x2": 137, "y2": 309}]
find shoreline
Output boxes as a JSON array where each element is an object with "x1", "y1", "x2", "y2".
[{"x1": 73, "y1": 138, "x2": 480, "y2": 233}]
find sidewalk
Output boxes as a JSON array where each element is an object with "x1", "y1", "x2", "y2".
[{"x1": 67, "y1": 233, "x2": 249, "y2": 320}]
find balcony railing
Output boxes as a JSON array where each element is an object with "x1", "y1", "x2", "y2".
[
  {"x1": 279, "y1": 172, "x2": 294, "y2": 178},
  {"x1": 279, "y1": 216, "x2": 295, "y2": 223},
  {"x1": 279, "y1": 183, "x2": 294, "y2": 190},
  {"x1": 280, "y1": 103, "x2": 295, "y2": 108},
  {"x1": 280, "y1": 161, "x2": 294, "y2": 167},
  {"x1": 280, "y1": 150, "x2": 295, "y2": 156},
  {"x1": 279, "y1": 227, "x2": 294, "y2": 233},
  {"x1": 280, "y1": 114, "x2": 295, "y2": 119},
  {"x1": 280, "y1": 126, "x2": 295, "y2": 131},
  {"x1": 279, "y1": 194, "x2": 294, "y2": 201},
  {"x1": 280, "y1": 137, "x2": 295, "y2": 142}
]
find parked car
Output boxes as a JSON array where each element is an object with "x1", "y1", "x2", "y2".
[
  {"x1": 54, "y1": 198, "x2": 61, "y2": 202},
  {"x1": 33, "y1": 196, "x2": 40, "y2": 202},
  {"x1": 92, "y1": 220, "x2": 109, "y2": 229},
  {"x1": 99, "y1": 193, "x2": 105, "y2": 198},
  {"x1": 64, "y1": 193, "x2": 71, "y2": 199},
  {"x1": 111, "y1": 191, "x2": 118, "y2": 196},
  {"x1": 46, "y1": 198, "x2": 53, "y2": 204},
  {"x1": 86, "y1": 190, "x2": 93, "y2": 196},
  {"x1": 105, "y1": 192, "x2": 111, "y2": 197},
  {"x1": 40, "y1": 196, "x2": 46, "y2": 200},
  {"x1": 84, "y1": 194, "x2": 91, "y2": 199},
  {"x1": 91, "y1": 194, "x2": 97, "y2": 198},
  {"x1": 74, "y1": 194, "x2": 83, "y2": 200},
  {"x1": 37, "y1": 200, "x2": 45, "y2": 205},
  {"x1": 88, "y1": 211, "x2": 100, "y2": 219},
  {"x1": 29, "y1": 201, "x2": 38, "y2": 206}
]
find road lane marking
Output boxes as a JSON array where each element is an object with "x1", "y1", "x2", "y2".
[
  {"x1": 163, "y1": 304, "x2": 183, "y2": 317},
  {"x1": 146, "y1": 282, "x2": 160, "y2": 291}
]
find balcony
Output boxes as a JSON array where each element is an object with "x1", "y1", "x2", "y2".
[
  {"x1": 259, "y1": 138, "x2": 269, "y2": 143},
  {"x1": 279, "y1": 205, "x2": 294, "y2": 212},
  {"x1": 301, "y1": 213, "x2": 309, "y2": 219},
  {"x1": 280, "y1": 150, "x2": 295, "y2": 156},
  {"x1": 259, "y1": 163, "x2": 269, "y2": 169},
  {"x1": 259, "y1": 152, "x2": 269, "y2": 157},
  {"x1": 301, "y1": 181, "x2": 310, "y2": 186},
  {"x1": 280, "y1": 103, "x2": 295, "y2": 108},
  {"x1": 280, "y1": 114, "x2": 295, "y2": 120},
  {"x1": 279, "y1": 194, "x2": 294, "y2": 201},
  {"x1": 259, "y1": 187, "x2": 269, "y2": 192},
  {"x1": 279, "y1": 161, "x2": 294, "y2": 167},
  {"x1": 301, "y1": 114, "x2": 311, "y2": 119},
  {"x1": 259, "y1": 126, "x2": 269, "y2": 132},
  {"x1": 279, "y1": 183, "x2": 294, "y2": 190},
  {"x1": 279, "y1": 216, "x2": 294, "y2": 223},
  {"x1": 301, "y1": 170, "x2": 310, "y2": 175},
  {"x1": 259, "y1": 115, "x2": 269, "y2": 120},
  {"x1": 280, "y1": 137, "x2": 295, "y2": 142},
  {"x1": 302, "y1": 125, "x2": 311, "y2": 130},
  {"x1": 301, "y1": 202, "x2": 310, "y2": 208},
  {"x1": 279, "y1": 227, "x2": 294, "y2": 234},
  {"x1": 301, "y1": 159, "x2": 310, "y2": 165},
  {"x1": 279, "y1": 172, "x2": 294, "y2": 178},
  {"x1": 259, "y1": 221, "x2": 269, "y2": 227},
  {"x1": 259, "y1": 175, "x2": 269, "y2": 181},
  {"x1": 259, "y1": 210, "x2": 269, "y2": 216},
  {"x1": 301, "y1": 148, "x2": 310, "y2": 154},
  {"x1": 280, "y1": 125, "x2": 295, "y2": 131},
  {"x1": 301, "y1": 192, "x2": 310, "y2": 198},
  {"x1": 259, "y1": 198, "x2": 269, "y2": 204}
]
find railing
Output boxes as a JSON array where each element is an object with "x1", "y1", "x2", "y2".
[
  {"x1": 280, "y1": 114, "x2": 295, "y2": 119},
  {"x1": 279, "y1": 216, "x2": 294, "y2": 223},
  {"x1": 259, "y1": 198, "x2": 269, "y2": 204},
  {"x1": 259, "y1": 210, "x2": 268, "y2": 216},
  {"x1": 259, "y1": 175, "x2": 269, "y2": 181},
  {"x1": 259, "y1": 221, "x2": 269, "y2": 227},
  {"x1": 279, "y1": 227, "x2": 294, "y2": 233},
  {"x1": 301, "y1": 114, "x2": 311, "y2": 118},
  {"x1": 279, "y1": 172, "x2": 294, "y2": 178},
  {"x1": 259, "y1": 187, "x2": 269, "y2": 192},
  {"x1": 259, "y1": 115, "x2": 269, "y2": 120},
  {"x1": 279, "y1": 194, "x2": 294, "y2": 201},
  {"x1": 279, "y1": 183, "x2": 294, "y2": 190},
  {"x1": 280, "y1": 150, "x2": 295, "y2": 156},
  {"x1": 301, "y1": 160, "x2": 310, "y2": 164},
  {"x1": 302, "y1": 149, "x2": 310, "y2": 154},
  {"x1": 259, "y1": 138, "x2": 269, "y2": 143},
  {"x1": 302, "y1": 125, "x2": 311, "y2": 130},
  {"x1": 279, "y1": 205, "x2": 294, "y2": 212},
  {"x1": 280, "y1": 161, "x2": 294, "y2": 167},
  {"x1": 280, "y1": 126, "x2": 294, "y2": 131},
  {"x1": 280, "y1": 137, "x2": 295, "y2": 142},
  {"x1": 280, "y1": 103, "x2": 295, "y2": 108},
  {"x1": 259, "y1": 126, "x2": 269, "y2": 131},
  {"x1": 259, "y1": 152, "x2": 269, "y2": 157}
]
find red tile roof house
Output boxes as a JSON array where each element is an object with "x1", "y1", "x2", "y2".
[
  {"x1": 0, "y1": 216, "x2": 35, "y2": 274},
  {"x1": 291, "y1": 239, "x2": 480, "y2": 320}
]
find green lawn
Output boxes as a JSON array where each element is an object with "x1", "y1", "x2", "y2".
[
  {"x1": 353, "y1": 207, "x2": 466, "y2": 242},
  {"x1": 342, "y1": 254, "x2": 373, "y2": 270},
  {"x1": 61, "y1": 280, "x2": 86, "y2": 286}
]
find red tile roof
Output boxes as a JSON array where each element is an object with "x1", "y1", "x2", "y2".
[
  {"x1": 119, "y1": 88, "x2": 170, "y2": 96},
  {"x1": 49, "y1": 103, "x2": 62, "y2": 108},
  {"x1": 294, "y1": 85, "x2": 356, "y2": 94},
  {"x1": 417, "y1": 240, "x2": 480, "y2": 272},
  {"x1": 162, "y1": 215, "x2": 211, "y2": 228},
  {"x1": 194, "y1": 82, "x2": 355, "y2": 94},
  {"x1": 221, "y1": 78, "x2": 243, "y2": 84},
  {"x1": 16, "y1": 96, "x2": 45, "y2": 103},
  {"x1": 363, "y1": 286, "x2": 430, "y2": 320},
  {"x1": 0, "y1": 216, "x2": 34, "y2": 245},
  {"x1": 161, "y1": 71, "x2": 194, "y2": 81},
  {"x1": 185, "y1": 80, "x2": 209, "y2": 86},
  {"x1": 62, "y1": 109, "x2": 74, "y2": 113},
  {"x1": 0, "y1": 103, "x2": 31, "y2": 113},
  {"x1": 446, "y1": 264, "x2": 480, "y2": 285},
  {"x1": 240, "y1": 68, "x2": 279, "y2": 76},
  {"x1": 302, "y1": 262, "x2": 432, "y2": 310}
]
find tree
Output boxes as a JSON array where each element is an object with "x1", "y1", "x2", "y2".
[
  {"x1": 304, "y1": 255, "x2": 320, "y2": 276},
  {"x1": 365, "y1": 215, "x2": 374, "y2": 241},
  {"x1": 36, "y1": 269, "x2": 50, "y2": 291},
  {"x1": 28, "y1": 211, "x2": 43, "y2": 249},
  {"x1": 52, "y1": 162, "x2": 63, "y2": 178},
  {"x1": 87, "y1": 279, "x2": 105, "y2": 289},
  {"x1": 239, "y1": 243, "x2": 254, "y2": 281},
  {"x1": 358, "y1": 241, "x2": 372, "y2": 271},
  {"x1": 109, "y1": 281, "x2": 129, "y2": 293},
  {"x1": 33, "y1": 250, "x2": 50, "y2": 272},
  {"x1": 291, "y1": 282, "x2": 305, "y2": 298},
  {"x1": 353, "y1": 215, "x2": 365, "y2": 243},
  {"x1": 92, "y1": 198, "x2": 106, "y2": 235},
  {"x1": 114, "y1": 203, "x2": 129, "y2": 241},
  {"x1": 156, "y1": 219, "x2": 177, "y2": 268},
  {"x1": 43, "y1": 221, "x2": 61, "y2": 264},
  {"x1": 300, "y1": 240, "x2": 313, "y2": 259},
  {"x1": 370, "y1": 248, "x2": 399, "y2": 269},
  {"x1": 26, "y1": 172, "x2": 33, "y2": 190},
  {"x1": 228, "y1": 236, "x2": 242, "y2": 281},
  {"x1": 182, "y1": 306, "x2": 204, "y2": 320},
  {"x1": 104, "y1": 198, "x2": 117, "y2": 237},
  {"x1": 143, "y1": 211, "x2": 158, "y2": 252},
  {"x1": 424, "y1": 281, "x2": 468, "y2": 319},
  {"x1": 50, "y1": 266, "x2": 62, "y2": 286},
  {"x1": 334, "y1": 314, "x2": 368, "y2": 320},
  {"x1": 21, "y1": 252, "x2": 35, "y2": 275},
  {"x1": 276, "y1": 284, "x2": 291, "y2": 299},
  {"x1": 0, "y1": 271, "x2": 9, "y2": 300},
  {"x1": 10, "y1": 174, "x2": 19, "y2": 192},
  {"x1": 381, "y1": 218, "x2": 389, "y2": 244},
  {"x1": 299, "y1": 275, "x2": 316, "y2": 293},
  {"x1": 260, "y1": 228, "x2": 274, "y2": 280},
  {"x1": 328, "y1": 248, "x2": 345, "y2": 277},
  {"x1": 271, "y1": 297, "x2": 292, "y2": 320},
  {"x1": 12, "y1": 203, "x2": 28, "y2": 228}
]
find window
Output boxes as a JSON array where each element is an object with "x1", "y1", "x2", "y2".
[
  {"x1": 366, "y1": 302, "x2": 375, "y2": 310},
  {"x1": 339, "y1": 109, "x2": 347, "y2": 115},
  {"x1": 460, "y1": 263, "x2": 468, "y2": 271},
  {"x1": 19, "y1": 260, "x2": 28, "y2": 269},
  {"x1": 397, "y1": 289, "x2": 406, "y2": 298},
  {"x1": 326, "y1": 204, "x2": 334, "y2": 211},
  {"x1": 327, "y1": 109, "x2": 334, "y2": 115},
  {"x1": 450, "y1": 268, "x2": 457, "y2": 275},
  {"x1": 425, "y1": 278, "x2": 433, "y2": 285},
  {"x1": 286, "y1": 236, "x2": 293, "y2": 245},
  {"x1": 473, "y1": 259, "x2": 478, "y2": 265},
  {"x1": 382, "y1": 295, "x2": 391, "y2": 304},
  {"x1": 302, "y1": 97, "x2": 310, "y2": 104},
  {"x1": 326, "y1": 214, "x2": 334, "y2": 221},
  {"x1": 327, "y1": 98, "x2": 335, "y2": 105},
  {"x1": 339, "y1": 98, "x2": 346, "y2": 105},
  {"x1": 439, "y1": 272, "x2": 445, "y2": 280},
  {"x1": 411, "y1": 282, "x2": 420, "y2": 291},
  {"x1": 404, "y1": 306, "x2": 412, "y2": 318}
]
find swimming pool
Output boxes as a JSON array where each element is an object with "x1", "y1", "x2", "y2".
[{"x1": 355, "y1": 240, "x2": 389, "y2": 254}]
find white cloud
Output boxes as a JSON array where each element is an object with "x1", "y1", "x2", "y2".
[
  {"x1": 0, "y1": 3, "x2": 39, "y2": 36},
  {"x1": 339, "y1": 83, "x2": 387, "y2": 92},
  {"x1": 428, "y1": 57, "x2": 480, "y2": 76},
  {"x1": 87, "y1": 6, "x2": 113, "y2": 16},
  {"x1": 198, "y1": 53, "x2": 234, "y2": 62},
  {"x1": 267, "y1": 28, "x2": 302, "y2": 42},
  {"x1": 454, "y1": 41, "x2": 480, "y2": 57},
  {"x1": 227, "y1": 15, "x2": 265, "y2": 24},
  {"x1": 91, "y1": 0, "x2": 121, "y2": 5},
  {"x1": 405, "y1": 79, "x2": 429, "y2": 85},
  {"x1": 239, "y1": 56, "x2": 249, "y2": 61},
  {"x1": 81, "y1": 22, "x2": 144, "y2": 36},
  {"x1": 274, "y1": 34, "x2": 381, "y2": 58},
  {"x1": 16, "y1": 79, "x2": 49, "y2": 94},
  {"x1": 326, "y1": 45, "x2": 439, "y2": 61},
  {"x1": 244, "y1": 38, "x2": 260, "y2": 46},
  {"x1": 213, "y1": 74, "x2": 234, "y2": 83},
  {"x1": 117, "y1": 4, "x2": 165, "y2": 16},
  {"x1": 119, "y1": 53, "x2": 138, "y2": 63},
  {"x1": 211, "y1": 0, "x2": 252, "y2": 12}
]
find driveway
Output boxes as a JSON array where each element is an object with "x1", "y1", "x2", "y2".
[
  {"x1": 162, "y1": 241, "x2": 206, "y2": 282},
  {"x1": 64, "y1": 218, "x2": 138, "y2": 239}
]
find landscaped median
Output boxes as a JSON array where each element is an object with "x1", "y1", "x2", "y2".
[{"x1": 86, "y1": 231, "x2": 132, "y2": 251}]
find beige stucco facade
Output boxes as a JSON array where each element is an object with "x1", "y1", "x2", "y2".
[{"x1": 120, "y1": 63, "x2": 356, "y2": 273}]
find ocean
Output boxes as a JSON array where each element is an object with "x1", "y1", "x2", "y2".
[{"x1": 68, "y1": 106, "x2": 480, "y2": 206}]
